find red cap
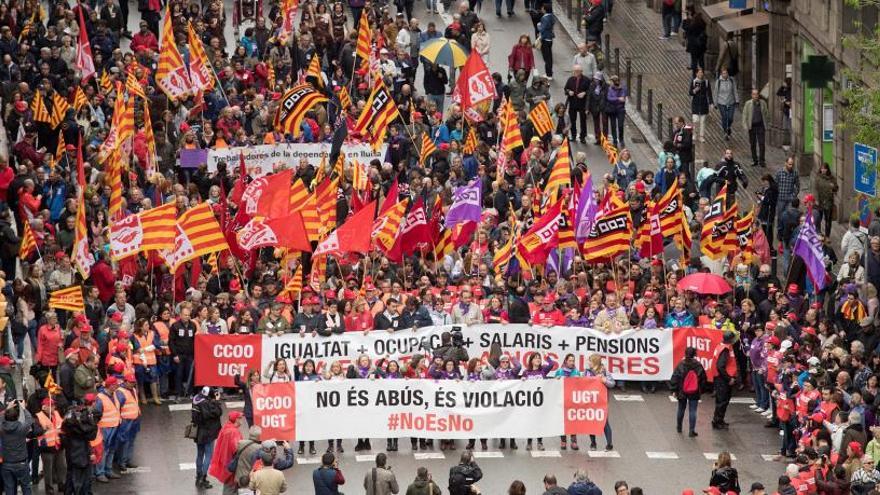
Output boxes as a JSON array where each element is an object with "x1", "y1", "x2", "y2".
[
  {"x1": 786, "y1": 312, "x2": 798, "y2": 322},
  {"x1": 810, "y1": 302, "x2": 822, "y2": 310},
  {"x1": 13, "y1": 101, "x2": 26, "y2": 112},
  {"x1": 115, "y1": 343, "x2": 128, "y2": 354},
  {"x1": 357, "y1": 82, "x2": 368, "y2": 90},
  {"x1": 112, "y1": 362, "x2": 125, "y2": 373},
  {"x1": 811, "y1": 412, "x2": 825, "y2": 423},
  {"x1": 54, "y1": 250, "x2": 67, "y2": 260},
  {"x1": 110, "y1": 312, "x2": 123, "y2": 323},
  {"x1": 765, "y1": 321, "x2": 777, "y2": 331},
  {"x1": 850, "y1": 441, "x2": 863, "y2": 457},
  {"x1": 116, "y1": 331, "x2": 129, "y2": 340},
  {"x1": 643, "y1": 290, "x2": 654, "y2": 299},
  {"x1": 703, "y1": 488, "x2": 722, "y2": 495},
  {"x1": 651, "y1": 258, "x2": 663, "y2": 267},
  {"x1": 635, "y1": 182, "x2": 645, "y2": 192},
  {"x1": 343, "y1": 289, "x2": 356, "y2": 300},
  {"x1": 230, "y1": 279, "x2": 241, "y2": 292},
  {"x1": 271, "y1": 92, "x2": 282, "y2": 101},
  {"x1": 180, "y1": 122, "x2": 190, "y2": 132},
  {"x1": 682, "y1": 491, "x2": 695, "y2": 495},
  {"x1": 84, "y1": 393, "x2": 97, "y2": 403},
  {"x1": 543, "y1": 293, "x2": 556, "y2": 304},
  {"x1": 41, "y1": 398, "x2": 54, "y2": 407},
  {"x1": 767, "y1": 335, "x2": 781, "y2": 346},
  {"x1": 104, "y1": 376, "x2": 120, "y2": 387},
  {"x1": 65, "y1": 144, "x2": 75, "y2": 151},
  {"x1": 228, "y1": 411, "x2": 244, "y2": 423},
  {"x1": 364, "y1": 282, "x2": 376, "y2": 291},
  {"x1": 803, "y1": 326, "x2": 817, "y2": 336},
  {"x1": 64, "y1": 348, "x2": 78, "y2": 360},
  {"x1": 788, "y1": 283, "x2": 799, "y2": 294},
  {"x1": 439, "y1": 143, "x2": 450, "y2": 151},
  {"x1": 0, "y1": 356, "x2": 12, "y2": 367},
  {"x1": 324, "y1": 289, "x2": 337, "y2": 300},
  {"x1": 275, "y1": 294, "x2": 292, "y2": 304},
  {"x1": 124, "y1": 373, "x2": 136, "y2": 383},
  {"x1": 804, "y1": 193, "x2": 815, "y2": 203}
]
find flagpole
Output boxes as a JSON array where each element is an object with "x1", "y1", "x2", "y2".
[{"x1": 205, "y1": 62, "x2": 230, "y2": 106}]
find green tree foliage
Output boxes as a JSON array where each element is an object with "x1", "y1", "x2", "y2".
[{"x1": 842, "y1": 0, "x2": 880, "y2": 148}]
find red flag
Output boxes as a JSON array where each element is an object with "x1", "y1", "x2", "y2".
[
  {"x1": 451, "y1": 50, "x2": 495, "y2": 122},
  {"x1": 236, "y1": 212, "x2": 312, "y2": 252},
  {"x1": 387, "y1": 197, "x2": 431, "y2": 261},
  {"x1": 452, "y1": 221, "x2": 477, "y2": 249},
  {"x1": 380, "y1": 178, "x2": 399, "y2": 215},
  {"x1": 190, "y1": 254, "x2": 202, "y2": 288},
  {"x1": 241, "y1": 169, "x2": 292, "y2": 219},
  {"x1": 230, "y1": 152, "x2": 248, "y2": 205},
  {"x1": 637, "y1": 202, "x2": 664, "y2": 259},
  {"x1": 75, "y1": 6, "x2": 95, "y2": 81},
  {"x1": 314, "y1": 201, "x2": 377, "y2": 256},
  {"x1": 517, "y1": 201, "x2": 562, "y2": 264}
]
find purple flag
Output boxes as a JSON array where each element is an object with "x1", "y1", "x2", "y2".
[
  {"x1": 546, "y1": 247, "x2": 574, "y2": 276},
  {"x1": 793, "y1": 209, "x2": 828, "y2": 291},
  {"x1": 445, "y1": 178, "x2": 482, "y2": 228},
  {"x1": 574, "y1": 171, "x2": 598, "y2": 242}
]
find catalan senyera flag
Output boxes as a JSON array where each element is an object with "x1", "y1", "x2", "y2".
[
  {"x1": 71, "y1": 85, "x2": 88, "y2": 112},
  {"x1": 582, "y1": 202, "x2": 632, "y2": 262},
  {"x1": 700, "y1": 185, "x2": 730, "y2": 260},
  {"x1": 125, "y1": 71, "x2": 146, "y2": 99},
  {"x1": 306, "y1": 53, "x2": 324, "y2": 88},
  {"x1": 351, "y1": 159, "x2": 368, "y2": 191},
  {"x1": 677, "y1": 207, "x2": 693, "y2": 262},
  {"x1": 107, "y1": 152, "x2": 124, "y2": 220},
  {"x1": 433, "y1": 227, "x2": 454, "y2": 260},
  {"x1": 517, "y1": 200, "x2": 562, "y2": 264},
  {"x1": 545, "y1": 138, "x2": 571, "y2": 204},
  {"x1": 356, "y1": 14, "x2": 372, "y2": 62},
  {"x1": 309, "y1": 254, "x2": 327, "y2": 288},
  {"x1": 298, "y1": 194, "x2": 321, "y2": 242},
  {"x1": 528, "y1": 100, "x2": 554, "y2": 137},
  {"x1": 656, "y1": 178, "x2": 683, "y2": 237},
  {"x1": 721, "y1": 200, "x2": 739, "y2": 254},
  {"x1": 18, "y1": 220, "x2": 37, "y2": 259},
  {"x1": 278, "y1": 266, "x2": 304, "y2": 299},
  {"x1": 55, "y1": 132, "x2": 66, "y2": 162},
  {"x1": 156, "y1": 4, "x2": 192, "y2": 101},
  {"x1": 48, "y1": 286, "x2": 84, "y2": 312},
  {"x1": 493, "y1": 233, "x2": 514, "y2": 274},
  {"x1": 736, "y1": 207, "x2": 756, "y2": 263},
  {"x1": 462, "y1": 127, "x2": 478, "y2": 155},
  {"x1": 100, "y1": 70, "x2": 113, "y2": 94},
  {"x1": 289, "y1": 178, "x2": 309, "y2": 211},
  {"x1": 600, "y1": 134, "x2": 619, "y2": 165},
  {"x1": 142, "y1": 104, "x2": 157, "y2": 176},
  {"x1": 315, "y1": 177, "x2": 339, "y2": 236},
  {"x1": 338, "y1": 85, "x2": 352, "y2": 110},
  {"x1": 109, "y1": 203, "x2": 178, "y2": 260},
  {"x1": 500, "y1": 99, "x2": 523, "y2": 154},
  {"x1": 333, "y1": 154, "x2": 344, "y2": 179},
  {"x1": 373, "y1": 197, "x2": 409, "y2": 253},
  {"x1": 274, "y1": 84, "x2": 329, "y2": 137},
  {"x1": 31, "y1": 90, "x2": 50, "y2": 123},
  {"x1": 355, "y1": 78, "x2": 399, "y2": 151},
  {"x1": 161, "y1": 202, "x2": 230, "y2": 273},
  {"x1": 118, "y1": 89, "x2": 136, "y2": 149},
  {"x1": 187, "y1": 22, "x2": 214, "y2": 92},
  {"x1": 207, "y1": 251, "x2": 219, "y2": 275},
  {"x1": 419, "y1": 133, "x2": 437, "y2": 165},
  {"x1": 267, "y1": 60, "x2": 276, "y2": 90}
]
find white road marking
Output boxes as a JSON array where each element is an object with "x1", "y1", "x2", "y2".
[
  {"x1": 226, "y1": 401, "x2": 244, "y2": 409},
  {"x1": 730, "y1": 397, "x2": 756, "y2": 405},
  {"x1": 762, "y1": 454, "x2": 780, "y2": 461},
  {"x1": 668, "y1": 396, "x2": 702, "y2": 403},
  {"x1": 587, "y1": 450, "x2": 621, "y2": 458},
  {"x1": 168, "y1": 404, "x2": 190, "y2": 412},
  {"x1": 414, "y1": 452, "x2": 446, "y2": 460},
  {"x1": 530, "y1": 451, "x2": 562, "y2": 458},
  {"x1": 473, "y1": 451, "x2": 504, "y2": 458},
  {"x1": 356, "y1": 455, "x2": 376, "y2": 462},
  {"x1": 645, "y1": 451, "x2": 679, "y2": 459},
  {"x1": 122, "y1": 466, "x2": 152, "y2": 474},
  {"x1": 703, "y1": 453, "x2": 736, "y2": 461},
  {"x1": 179, "y1": 463, "x2": 196, "y2": 471},
  {"x1": 296, "y1": 457, "x2": 322, "y2": 465},
  {"x1": 613, "y1": 394, "x2": 644, "y2": 402}
]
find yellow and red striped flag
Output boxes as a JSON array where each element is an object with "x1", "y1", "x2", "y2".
[
  {"x1": 267, "y1": 60, "x2": 276, "y2": 90},
  {"x1": 492, "y1": 233, "x2": 514, "y2": 274},
  {"x1": 333, "y1": 154, "x2": 344, "y2": 179},
  {"x1": 306, "y1": 53, "x2": 323, "y2": 88},
  {"x1": 273, "y1": 84, "x2": 329, "y2": 137},
  {"x1": 187, "y1": 21, "x2": 214, "y2": 92},
  {"x1": 309, "y1": 254, "x2": 327, "y2": 288},
  {"x1": 544, "y1": 138, "x2": 571, "y2": 204},
  {"x1": 372, "y1": 198, "x2": 409, "y2": 253},
  {"x1": 99, "y1": 70, "x2": 113, "y2": 94},
  {"x1": 736, "y1": 207, "x2": 756, "y2": 263},
  {"x1": 142, "y1": 104, "x2": 157, "y2": 176},
  {"x1": 462, "y1": 127, "x2": 478, "y2": 155},
  {"x1": 18, "y1": 220, "x2": 37, "y2": 259},
  {"x1": 338, "y1": 85, "x2": 352, "y2": 110},
  {"x1": 419, "y1": 133, "x2": 437, "y2": 165},
  {"x1": 71, "y1": 85, "x2": 88, "y2": 112},
  {"x1": 279, "y1": 266, "x2": 304, "y2": 299},
  {"x1": 155, "y1": 4, "x2": 192, "y2": 101},
  {"x1": 351, "y1": 159, "x2": 368, "y2": 191},
  {"x1": 700, "y1": 185, "x2": 730, "y2": 260},
  {"x1": 500, "y1": 99, "x2": 523, "y2": 153},
  {"x1": 289, "y1": 178, "x2": 309, "y2": 212},
  {"x1": 49, "y1": 92, "x2": 70, "y2": 128},
  {"x1": 161, "y1": 202, "x2": 230, "y2": 273},
  {"x1": 73, "y1": 138, "x2": 94, "y2": 278},
  {"x1": 356, "y1": 14, "x2": 372, "y2": 62},
  {"x1": 298, "y1": 194, "x2": 321, "y2": 242},
  {"x1": 582, "y1": 203, "x2": 632, "y2": 262},
  {"x1": 315, "y1": 177, "x2": 339, "y2": 236},
  {"x1": 48, "y1": 286, "x2": 84, "y2": 312},
  {"x1": 355, "y1": 78, "x2": 399, "y2": 151},
  {"x1": 125, "y1": 71, "x2": 146, "y2": 99},
  {"x1": 109, "y1": 203, "x2": 178, "y2": 260},
  {"x1": 207, "y1": 251, "x2": 219, "y2": 275},
  {"x1": 55, "y1": 132, "x2": 66, "y2": 162},
  {"x1": 31, "y1": 90, "x2": 50, "y2": 123},
  {"x1": 528, "y1": 100, "x2": 554, "y2": 137},
  {"x1": 107, "y1": 152, "x2": 124, "y2": 220},
  {"x1": 433, "y1": 227, "x2": 454, "y2": 260}
]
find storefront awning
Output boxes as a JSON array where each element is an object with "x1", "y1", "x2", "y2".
[
  {"x1": 718, "y1": 12, "x2": 770, "y2": 33},
  {"x1": 701, "y1": 0, "x2": 755, "y2": 20}
]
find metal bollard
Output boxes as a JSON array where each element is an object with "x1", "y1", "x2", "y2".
[
  {"x1": 647, "y1": 89, "x2": 654, "y2": 125},
  {"x1": 657, "y1": 103, "x2": 664, "y2": 141},
  {"x1": 667, "y1": 117, "x2": 674, "y2": 142},
  {"x1": 625, "y1": 58, "x2": 632, "y2": 94},
  {"x1": 566, "y1": 0, "x2": 572, "y2": 20},
  {"x1": 614, "y1": 48, "x2": 620, "y2": 78},
  {"x1": 636, "y1": 74, "x2": 643, "y2": 113},
  {"x1": 604, "y1": 34, "x2": 611, "y2": 63}
]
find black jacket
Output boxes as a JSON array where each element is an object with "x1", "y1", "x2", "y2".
[
  {"x1": 689, "y1": 78, "x2": 713, "y2": 115},
  {"x1": 448, "y1": 462, "x2": 483, "y2": 495},
  {"x1": 192, "y1": 396, "x2": 223, "y2": 445},
  {"x1": 715, "y1": 158, "x2": 749, "y2": 195},
  {"x1": 62, "y1": 407, "x2": 98, "y2": 469},
  {"x1": 564, "y1": 74, "x2": 591, "y2": 110},
  {"x1": 669, "y1": 357, "x2": 707, "y2": 399},
  {"x1": 584, "y1": 5, "x2": 605, "y2": 39},
  {"x1": 169, "y1": 319, "x2": 197, "y2": 356}
]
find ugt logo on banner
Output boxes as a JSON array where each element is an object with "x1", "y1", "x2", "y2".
[
  {"x1": 562, "y1": 377, "x2": 608, "y2": 435},
  {"x1": 672, "y1": 328, "x2": 724, "y2": 382},
  {"x1": 194, "y1": 334, "x2": 262, "y2": 387},
  {"x1": 253, "y1": 382, "x2": 296, "y2": 441}
]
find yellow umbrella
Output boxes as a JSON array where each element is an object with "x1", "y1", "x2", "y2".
[{"x1": 419, "y1": 37, "x2": 469, "y2": 68}]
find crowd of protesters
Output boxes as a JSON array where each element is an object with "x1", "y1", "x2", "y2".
[{"x1": 0, "y1": 0, "x2": 868, "y2": 492}]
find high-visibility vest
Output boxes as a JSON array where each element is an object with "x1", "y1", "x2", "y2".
[
  {"x1": 36, "y1": 410, "x2": 63, "y2": 449},
  {"x1": 97, "y1": 392, "x2": 120, "y2": 428},
  {"x1": 154, "y1": 322, "x2": 170, "y2": 355},
  {"x1": 133, "y1": 331, "x2": 157, "y2": 366},
  {"x1": 711, "y1": 343, "x2": 738, "y2": 380},
  {"x1": 119, "y1": 387, "x2": 140, "y2": 420}
]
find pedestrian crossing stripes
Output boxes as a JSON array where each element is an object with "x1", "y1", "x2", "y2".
[
  {"x1": 122, "y1": 466, "x2": 153, "y2": 474},
  {"x1": 473, "y1": 451, "x2": 505, "y2": 458},
  {"x1": 168, "y1": 404, "x2": 190, "y2": 412},
  {"x1": 762, "y1": 454, "x2": 780, "y2": 461},
  {"x1": 703, "y1": 453, "x2": 736, "y2": 461},
  {"x1": 296, "y1": 457, "x2": 322, "y2": 465},
  {"x1": 613, "y1": 394, "x2": 645, "y2": 402},
  {"x1": 587, "y1": 450, "x2": 621, "y2": 458},
  {"x1": 530, "y1": 450, "x2": 562, "y2": 458},
  {"x1": 414, "y1": 452, "x2": 446, "y2": 460},
  {"x1": 668, "y1": 395, "x2": 702, "y2": 403},
  {"x1": 645, "y1": 451, "x2": 679, "y2": 459},
  {"x1": 355, "y1": 454, "x2": 376, "y2": 462},
  {"x1": 729, "y1": 397, "x2": 756, "y2": 405},
  {"x1": 179, "y1": 463, "x2": 196, "y2": 471},
  {"x1": 168, "y1": 400, "x2": 244, "y2": 412}
]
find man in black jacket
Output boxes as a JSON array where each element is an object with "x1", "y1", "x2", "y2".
[
  {"x1": 448, "y1": 451, "x2": 482, "y2": 495},
  {"x1": 564, "y1": 65, "x2": 590, "y2": 143},
  {"x1": 1, "y1": 401, "x2": 35, "y2": 494},
  {"x1": 673, "y1": 117, "x2": 695, "y2": 178},
  {"x1": 62, "y1": 405, "x2": 99, "y2": 495},
  {"x1": 170, "y1": 307, "x2": 197, "y2": 401},
  {"x1": 669, "y1": 346, "x2": 707, "y2": 437},
  {"x1": 715, "y1": 149, "x2": 749, "y2": 207}
]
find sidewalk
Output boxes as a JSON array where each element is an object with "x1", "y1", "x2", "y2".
[{"x1": 553, "y1": 0, "x2": 846, "y2": 245}]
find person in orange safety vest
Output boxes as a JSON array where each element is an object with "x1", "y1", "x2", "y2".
[
  {"x1": 36, "y1": 397, "x2": 66, "y2": 495},
  {"x1": 94, "y1": 376, "x2": 122, "y2": 483},
  {"x1": 711, "y1": 331, "x2": 738, "y2": 431},
  {"x1": 114, "y1": 373, "x2": 141, "y2": 472}
]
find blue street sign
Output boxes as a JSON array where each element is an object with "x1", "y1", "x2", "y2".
[
  {"x1": 854, "y1": 142, "x2": 878, "y2": 197},
  {"x1": 729, "y1": 0, "x2": 747, "y2": 8}
]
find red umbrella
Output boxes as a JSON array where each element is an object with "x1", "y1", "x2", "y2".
[{"x1": 677, "y1": 272, "x2": 732, "y2": 295}]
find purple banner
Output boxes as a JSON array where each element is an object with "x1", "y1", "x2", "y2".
[{"x1": 180, "y1": 149, "x2": 209, "y2": 169}]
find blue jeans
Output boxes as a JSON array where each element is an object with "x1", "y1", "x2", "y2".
[
  {"x1": 426, "y1": 0, "x2": 436, "y2": 10},
  {"x1": 718, "y1": 104, "x2": 735, "y2": 134},
  {"x1": 96, "y1": 428, "x2": 117, "y2": 476},
  {"x1": 2, "y1": 461, "x2": 30, "y2": 495},
  {"x1": 662, "y1": 13, "x2": 673, "y2": 36},
  {"x1": 676, "y1": 397, "x2": 699, "y2": 433},
  {"x1": 589, "y1": 420, "x2": 613, "y2": 447},
  {"x1": 175, "y1": 354, "x2": 195, "y2": 398},
  {"x1": 196, "y1": 441, "x2": 215, "y2": 477},
  {"x1": 781, "y1": 418, "x2": 796, "y2": 456},
  {"x1": 752, "y1": 371, "x2": 770, "y2": 410}
]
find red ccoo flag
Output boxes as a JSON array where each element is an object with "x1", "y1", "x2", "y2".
[
  {"x1": 75, "y1": 6, "x2": 95, "y2": 81},
  {"x1": 240, "y1": 169, "x2": 292, "y2": 219},
  {"x1": 314, "y1": 200, "x2": 377, "y2": 256}
]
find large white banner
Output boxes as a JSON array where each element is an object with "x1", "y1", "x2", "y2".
[
  {"x1": 207, "y1": 143, "x2": 389, "y2": 177},
  {"x1": 270, "y1": 378, "x2": 608, "y2": 441},
  {"x1": 262, "y1": 324, "x2": 673, "y2": 381}
]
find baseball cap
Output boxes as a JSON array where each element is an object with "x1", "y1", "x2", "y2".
[{"x1": 748, "y1": 483, "x2": 764, "y2": 493}]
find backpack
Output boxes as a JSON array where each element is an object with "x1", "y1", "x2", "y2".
[{"x1": 682, "y1": 369, "x2": 699, "y2": 394}]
